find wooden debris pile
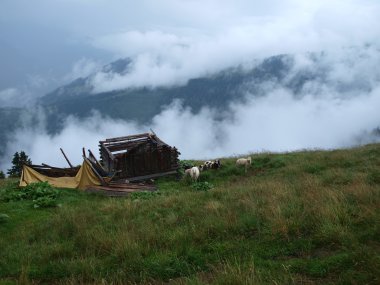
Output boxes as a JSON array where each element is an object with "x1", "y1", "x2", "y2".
[
  {"x1": 86, "y1": 182, "x2": 156, "y2": 197},
  {"x1": 25, "y1": 132, "x2": 180, "y2": 197}
]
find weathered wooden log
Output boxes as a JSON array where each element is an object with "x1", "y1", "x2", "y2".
[{"x1": 60, "y1": 148, "x2": 74, "y2": 168}]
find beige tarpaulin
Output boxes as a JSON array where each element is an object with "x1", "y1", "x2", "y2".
[{"x1": 19, "y1": 160, "x2": 102, "y2": 190}]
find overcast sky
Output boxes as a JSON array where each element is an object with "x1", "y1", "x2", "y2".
[
  {"x1": 1, "y1": 0, "x2": 380, "y2": 101},
  {"x1": 1, "y1": 0, "x2": 380, "y2": 170}
]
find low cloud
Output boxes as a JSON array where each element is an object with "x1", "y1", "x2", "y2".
[
  {"x1": 1, "y1": 84, "x2": 379, "y2": 172},
  {"x1": 89, "y1": 0, "x2": 380, "y2": 92},
  {"x1": 0, "y1": 88, "x2": 20, "y2": 106},
  {"x1": 64, "y1": 58, "x2": 102, "y2": 81}
]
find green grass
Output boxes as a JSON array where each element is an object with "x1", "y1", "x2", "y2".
[{"x1": 0, "y1": 144, "x2": 380, "y2": 284}]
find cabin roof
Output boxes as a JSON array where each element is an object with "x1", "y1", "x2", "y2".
[{"x1": 99, "y1": 132, "x2": 170, "y2": 155}]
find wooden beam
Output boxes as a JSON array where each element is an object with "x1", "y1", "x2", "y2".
[
  {"x1": 88, "y1": 149, "x2": 107, "y2": 172},
  {"x1": 41, "y1": 163, "x2": 54, "y2": 168},
  {"x1": 127, "y1": 170, "x2": 178, "y2": 182},
  {"x1": 99, "y1": 143, "x2": 115, "y2": 161},
  {"x1": 101, "y1": 133, "x2": 151, "y2": 143},
  {"x1": 84, "y1": 157, "x2": 108, "y2": 186},
  {"x1": 84, "y1": 158, "x2": 107, "y2": 186},
  {"x1": 60, "y1": 148, "x2": 74, "y2": 168}
]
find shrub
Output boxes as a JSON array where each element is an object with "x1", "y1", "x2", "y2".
[
  {"x1": 33, "y1": 196, "x2": 59, "y2": 208},
  {"x1": 192, "y1": 181, "x2": 213, "y2": 191},
  {"x1": 0, "y1": 181, "x2": 59, "y2": 208},
  {"x1": 178, "y1": 160, "x2": 194, "y2": 177},
  {"x1": 179, "y1": 160, "x2": 194, "y2": 171},
  {"x1": 0, "y1": 213, "x2": 10, "y2": 224}
]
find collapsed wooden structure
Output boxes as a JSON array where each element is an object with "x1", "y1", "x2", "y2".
[
  {"x1": 25, "y1": 132, "x2": 180, "y2": 196},
  {"x1": 99, "y1": 132, "x2": 180, "y2": 182},
  {"x1": 27, "y1": 164, "x2": 80, "y2": 177}
]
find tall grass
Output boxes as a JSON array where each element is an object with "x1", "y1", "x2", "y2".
[{"x1": 0, "y1": 145, "x2": 379, "y2": 284}]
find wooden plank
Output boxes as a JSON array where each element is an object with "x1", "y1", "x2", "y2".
[
  {"x1": 127, "y1": 170, "x2": 178, "y2": 182},
  {"x1": 107, "y1": 184, "x2": 156, "y2": 190},
  {"x1": 41, "y1": 163, "x2": 54, "y2": 168},
  {"x1": 86, "y1": 189, "x2": 154, "y2": 197},
  {"x1": 60, "y1": 148, "x2": 74, "y2": 168},
  {"x1": 101, "y1": 133, "x2": 151, "y2": 143},
  {"x1": 106, "y1": 141, "x2": 149, "y2": 152},
  {"x1": 84, "y1": 158, "x2": 107, "y2": 186},
  {"x1": 87, "y1": 186, "x2": 156, "y2": 192},
  {"x1": 34, "y1": 164, "x2": 80, "y2": 171},
  {"x1": 88, "y1": 149, "x2": 104, "y2": 169},
  {"x1": 85, "y1": 184, "x2": 157, "y2": 197},
  {"x1": 99, "y1": 143, "x2": 115, "y2": 161}
]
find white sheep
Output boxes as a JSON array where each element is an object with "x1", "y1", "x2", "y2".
[
  {"x1": 236, "y1": 156, "x2": 252, "y2": 173},
  {"x1": 184, "y1": 166, "x2": 200, "y2": 182},
  {"x1": 184, "y1": 168, "x2": 192, "y2": 176}
]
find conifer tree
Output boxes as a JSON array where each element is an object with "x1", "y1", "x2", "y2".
[{"x1": 7, "y1": 151, "x2": 32, "y2": 177}]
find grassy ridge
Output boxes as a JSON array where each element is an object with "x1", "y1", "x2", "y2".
[{"x1": 0, "y1": 144, "x2": 379, "y2": 284}]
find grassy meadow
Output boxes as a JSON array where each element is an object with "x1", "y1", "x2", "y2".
[{"x1": 0, "y1": 144, "x2": 379, "y2": 284}]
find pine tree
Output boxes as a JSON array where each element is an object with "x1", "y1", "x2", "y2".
[
  {"x1": 0, "y1": 170, "x2": 5, "y2": 179},
  {"x1": 7, "y1": 151, "x2": 32, "y2": 177}
]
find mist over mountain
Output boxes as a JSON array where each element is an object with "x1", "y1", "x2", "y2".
[
  {"x1": 1, "y1": 45, "x2": 380, "y2": 170},
  {"x1": 40, "y1": 55, "x2": 293, "y2": 124},
  {"x1": 37, "y1": 47, "x2": 380, "y2": 130}
]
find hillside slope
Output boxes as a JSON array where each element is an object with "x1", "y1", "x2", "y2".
[
  {"x1": 1, "y1": 144, "x2": 379, "y2": 284},
  {"x1": 38, "y1": 55, "x2": 296, "y2": 130}
]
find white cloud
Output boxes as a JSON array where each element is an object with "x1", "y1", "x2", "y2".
[
  {"x1": 0, "y1": 88, "x2": 19, "y2": 103},
  {"x1": 88, "y1": 0, "x2": 380, "y2": 92},
  {"x1": 64, "y1": 58, "x2": 101, "y2": 81},
  {"x1": 2, "y1": 83, "x2": 380, "y2": 170}
]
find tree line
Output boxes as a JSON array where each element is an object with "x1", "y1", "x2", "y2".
[{"x1": 0, "y1": 151, "x2": 32, "y2": 179}]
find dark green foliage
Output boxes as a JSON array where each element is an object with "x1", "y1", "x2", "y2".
[
  {"x1": 179, "y1": 160, "x2": 194, "y2": 171},
  {"x1": 0, "y1": 213, "x2": 10, "y2": 223},
  {"x1": 0, "y1": 171, "x2": 5, "y2": 179},
  {"x1": 0, "y1": 180, "x2": 19, "y2": 200},
  {"x1": 252, "y1": 155, "x2": 286, "y2": 170},
  {"x1": 304, "y1": 164, "x2": 327, "y2": 174},
  {"x1": 1, "y1": 181, "x2": 59, "y2": 208},
  {"x1": 178, "y1": 160, "x2": 194, "y2": 177},
  {"x1": 191, "y1": 181, "x2": 213, "y2": 191},
  {"x1": 7, "y1": 151, "x2": 32, "y2": 177}
]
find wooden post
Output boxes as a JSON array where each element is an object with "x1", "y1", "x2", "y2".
[
  {"x1": 60, "y1": 148, "x2": 74, "y2": 168},
  {"x1": 88, "y1": 149, "x2": 107, "y2": 172},
  {"x1": 84, "y1": 158, "x2": 107, "y2": 186}
]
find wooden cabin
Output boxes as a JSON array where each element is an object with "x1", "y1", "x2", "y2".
[{"x1": 99, "y1": 133, "x2": 180, "y2": 181}]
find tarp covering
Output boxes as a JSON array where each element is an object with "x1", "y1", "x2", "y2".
[{"x1": 19, "y1": 160, "x2": 102, "y2": 190}]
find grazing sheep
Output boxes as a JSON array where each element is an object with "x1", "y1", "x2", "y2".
[
  {"x1": 199, "y1": 159, "x2": 222, "y2": 171},
  {"x1": 189, "y1": 166, "x2": 200, "y2": 182},
  {"x1": 184, "y1": 168, "x2": 192, "y2": 176},
  {"x1": 236, "y1": 157, "x2": 252, "y2": 173},
  {"x1": 184, "y1": 166, "x2": 200, "y2": 182}
]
